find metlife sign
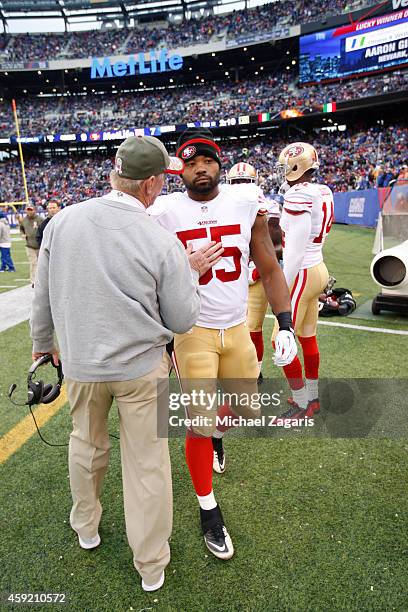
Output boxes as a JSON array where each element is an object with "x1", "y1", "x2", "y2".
[{"x1": 90, "y1": 48, "x2": 183, "y2": 79}]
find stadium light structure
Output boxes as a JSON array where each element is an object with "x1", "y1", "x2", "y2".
[{"x1": 0, "y1": 0, "x2": 221, "y2": 30}]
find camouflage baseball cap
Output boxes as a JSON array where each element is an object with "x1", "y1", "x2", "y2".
[{"x1": 115, "y1": 135, "x2": 184, "y2": 180}]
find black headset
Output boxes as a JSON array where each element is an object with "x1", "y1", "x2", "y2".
[
  {"x1": 9, "y1": 353, "x2": 64, "y2": 407},
  {"x1": 8, "y1": 354, "x2": 119, "y2": 448}
]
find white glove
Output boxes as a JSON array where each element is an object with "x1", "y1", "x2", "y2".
[
  {"x1": 278, "y1": 181, "x2": 290, "y2": 196},
  {"x1": 248, "y1": 260, "x2": 260, "y2": 286},
  {"x1": 274, "y1": 330, "x2": 297, "y2": 366}
]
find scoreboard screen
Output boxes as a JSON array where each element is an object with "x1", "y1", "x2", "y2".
[{"x1": 299, "y1": 9, "x2": 408, "y2": 83}]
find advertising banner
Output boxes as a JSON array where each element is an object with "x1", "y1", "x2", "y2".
[{"x1": 334, "y1": 189, "x2": 381, "y2": 227}]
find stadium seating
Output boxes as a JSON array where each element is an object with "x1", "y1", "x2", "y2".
[
  {"x1": 0, "y1": 0, "x2": 379, "y2": 61},
  {"x1": 0, "y1": 124, "x2": 406, "y2": 206},
  {"x1": 0, "y1": 69, "x2": 406, "y2": 137}
]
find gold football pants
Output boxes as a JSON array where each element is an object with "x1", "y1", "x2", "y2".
[
  {"x1": 173, "y1": 322, "x2": 259, "y2": 436},
  {"x1": 247, "y1": 280, "x2": 269, "y2": 333},
  {"x1": 273, "y1": 261, "x2": 329, "y2": 339}
]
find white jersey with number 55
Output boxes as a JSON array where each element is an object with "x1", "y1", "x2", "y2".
[
  {"x1": 149, "y1": 183, "x2": 266, "y2": 329},
  {"x1": 281, "y1": 182, "x2": 334, "y2": 281}
]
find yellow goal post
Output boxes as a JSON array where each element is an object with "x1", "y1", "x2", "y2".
[{"x1": 0, "y1": 99, "x2": 30, "y2": 214}]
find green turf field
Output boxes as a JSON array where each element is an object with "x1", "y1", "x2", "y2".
[
  {"x1": 0, "y1": 236, "x2": 30, "y2": 293},
  {"x1": 0, "y1": 225, "x2": 407, "y2": 612}
]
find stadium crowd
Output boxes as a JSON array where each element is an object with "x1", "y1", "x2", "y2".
[
  {"x1": 0, "y1": 69, "x2": 406, "y2": 136},
  {"x1": 0, "y1": 0, "x2": 376, "y2": 62},
  {"x1": 0, "y1": 124, "x2": 406, "y2": 208},
  {"x1": 2, "y1": 72, "x2": 295, "y2": 134}
]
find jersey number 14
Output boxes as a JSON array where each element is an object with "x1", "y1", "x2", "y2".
[{"x1": 313, "y1": 200, "x2": 334, "y2": 244}]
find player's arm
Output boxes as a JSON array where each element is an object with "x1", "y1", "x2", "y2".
[
  {"x1": 268, "y1": 217, "x2": 282, "y2": 261},
  {"x1": 36, "y1": 219, "x2": 46, "y2": 247},
  {"x1": 282, "y1": 211, "x2": 311, "y2": 289},
  {"x1": 19, "y1": 218, "x2": 26, "y2": 238},
  {"x1": 250, "y1": 214, "x2": 290, "y2": 314},
  {"x1": 265, "y1": 197, "x2": 282, "y2": 261},
  {"x1": 250, "y1": 214, "x2": 297, "y2": 366}
]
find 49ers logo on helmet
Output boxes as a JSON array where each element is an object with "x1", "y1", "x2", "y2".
[
  {"x1": 181, "y1": 145, "x2": 196, "y2": 160},
  {"x1": 285, "y1": 144, "x2": 304, "y2": 158}
]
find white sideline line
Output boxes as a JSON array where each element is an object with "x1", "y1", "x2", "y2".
[
  {"x1": 0, "y1": 285, "x2": 33, "y2": 333},
  {"x1": 317, "y1": 320, "x2": 408, "y2": 335},
  {"x1": 265, "y1": 314, "x2": 408, "y2": 336}
]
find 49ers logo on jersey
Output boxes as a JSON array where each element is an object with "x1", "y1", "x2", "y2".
[
  {"x1": 181, "y1": 146, "x2": 196, "y2": 160},
  {"x1": 285, "y1": 145, "x2": 304, "y2": 159}
]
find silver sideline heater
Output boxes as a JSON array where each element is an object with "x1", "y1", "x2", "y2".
[{"x1": 371, "y1": 240, "x2": 408, "y2": 315}]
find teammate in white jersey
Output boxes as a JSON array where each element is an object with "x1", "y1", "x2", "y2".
[
  {"x1": 273, "y1": 142, "x2": 334, "y2": 420},
  {"x1": 149, "y1": 128, "x2": 297, "y2": 561},
  {"x1": 226, "y1": 163, "x2": 283, "y2": 381}
]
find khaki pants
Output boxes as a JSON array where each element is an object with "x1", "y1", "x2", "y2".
[
  {"x1": 25, "y1": 246, "x2": 39, "y2": 285},
  {"x1": 66, "y1": 354, "x2": 172, "y2": 585}
]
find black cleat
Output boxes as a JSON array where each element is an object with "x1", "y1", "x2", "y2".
[
  {"x1": 279, "y1": 402, "x2": 306, "y2": 421},
  {"x1": 257, "y1": 371, "x2": 264, "y2": 385},
  {"x1": 212, "y1": 436, "x2": 226, "y2": 474},
  {"x1": 200, "y1": 505, "x2": 234, "y2": 560}
]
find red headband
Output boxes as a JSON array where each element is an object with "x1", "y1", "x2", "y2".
[{"x1": 176, "y1": 137, "x2": 221, "y2": 157}]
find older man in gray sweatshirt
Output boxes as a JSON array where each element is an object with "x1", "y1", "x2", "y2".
[{"x1": 30, "y1": 136, "x2": 222, "y2": 592}]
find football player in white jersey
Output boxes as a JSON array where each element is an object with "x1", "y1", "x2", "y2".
[
  {"x1": 149, "y1": 128, "x2": 297, "y2": 561},
  {"x1": 226, "y1": 163, "x2": 283, "y2": 382},
  {"x1": 273, "y1": 142, "x2": 334, "y2": 420}
]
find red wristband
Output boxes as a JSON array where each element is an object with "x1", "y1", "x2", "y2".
[{"x1": 252, "y1": 268, "x2": 260, "y2": 282}]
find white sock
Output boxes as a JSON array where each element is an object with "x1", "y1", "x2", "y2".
[
  {"x1": 212, "y1": 429, "x2": 224, "y2": 439},
  {"x1": 291, "y1": 386, "x2": 308, "y2": 410},
  {"x1": 305, "y1": 378, "x2": 319, "y2": 402},
  {"x1": 258, "y1": 361, "x2": 263, "y2": 372},
  {"x1": 197, "y1": 490, "x2": 217, "y2": 511}
]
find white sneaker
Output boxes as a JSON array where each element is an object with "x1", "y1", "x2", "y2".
[
  {"x1": 142, "y1": 572, "x2": 165, "y2": 592},
  {"x1": 212, "y1": 437, "x2": 226, "y2": 474},
  {"x1": 78, "y1": 533, "x2": 101, "y2": 550},
  {"x1": 213, "y1": 450, "x2": 226, "y2": 474}
]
